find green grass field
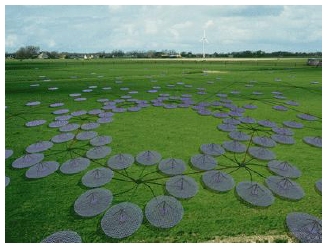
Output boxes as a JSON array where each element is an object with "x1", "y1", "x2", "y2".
[{"x1": 5, "y1": 58, "x2": 322, "y2": 243}]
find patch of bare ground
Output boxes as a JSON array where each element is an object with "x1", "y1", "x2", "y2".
[
  {"x1": 203, "y1": 70, "x2": 228, "y2": 74},
  {"x1": 207, "y1": 234, "x2": 296, "y2": 243}
]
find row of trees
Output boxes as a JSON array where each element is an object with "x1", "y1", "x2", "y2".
[{"x1": 6, "y1": 46, "x2": 322, "y2": 59}]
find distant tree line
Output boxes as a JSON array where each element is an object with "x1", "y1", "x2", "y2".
[{"x1": 5, "y1": 45, "x2": 322, "y2": 59}]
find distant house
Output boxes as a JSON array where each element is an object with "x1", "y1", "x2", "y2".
[
  {"x1": 307, "y1": 58, "x2": 322, "y2": 66},
  {"x1": 38, "y1": 52, "x2": 49, "y2": 59}
]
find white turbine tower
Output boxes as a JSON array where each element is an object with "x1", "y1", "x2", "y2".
[{"x1": 200, "y1": 30, "x2": 208, "y2": 58}]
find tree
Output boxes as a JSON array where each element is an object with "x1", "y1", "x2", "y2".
[{"x1": 15, "y1": 45, "x2": 40, "y2": 59}]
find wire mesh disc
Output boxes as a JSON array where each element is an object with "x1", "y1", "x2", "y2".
[
  {"x1": 97, "y1": 117, "x2": 113, "y2": 124},
  {"x1": 166, "y1": 175, "x2": 198, "y2": 199},
  {"x1": 243, "y1": 104, "x2": 258, "y2": 110},
  {"x1": 26, "y1": 141, "x2": 53, "y2": 153},
  {"x1": 222, "y1": 140, "x2": 247, "y2": 153},
  {"x1": 5, "y1": 176, "x2": 10, "y2": 187},
  {"x1": 107, "y1": 153, "x2": 135, "y2": 170},
  {"x1": 76, "y1": 131, "x2": 98, "y2": 141},
  {"x1": 71, "y1": 110, "x2": 87, "y2": 116},
  {"x1": 41, "y1": 230, "x2": 82, "y2": 243},
  {"x1": 265, "y1": 176, "x2": 304, "y2": 200},
  {"x1": 86, "y1": 146, "x2": 111, "y2": 160},
  {"x1": 81, "y1": 122, "x2": 100, "y2": 130},
  {"x1": 271, "y1": 134, "x2": 295, "y2": 145},
  {"x1": 228, "y1": 131, "x2": 251, "y2": 141},
  {"x1": 101, "y1": 202, "x2": 143, "y2": 239},
  {"x1": 74, "y1": 188, "x2": 113, "y2": 217},
  {"x1": 55, "y1": 115, "x2": 72, "y2": 121},
  {"x1": 248, "y1": 146, "x2": 276, "y2": 161},
  {"x1": 200, "y1": 143, "x2": 225, "y2": 156},
  {"x1": 60, "y1": 157, "x2": 91, "y2": 174},
  {"x1": 52, "y1": 109, "x2": 69, "y2": 115},
  {"x1": 12, "y1": 153, "x2": 44, "y2": 168},
  {"x1": 272, "y1": 127, "x2": 294, "y2": 136},
  {"x1": 252, "y1": 136, "x2": 277, "y2": 148},
  {"x1": 257, "y1": 120, "x2": 277, "y2": 128},
  {"x1": 81, "y1": 167, "x2": 114, "y2": 188},
  {"x1": 158, "y1": 158, "x2": 186, "y2": 175},
  {"x1": 90, "y1": 136, "x2": 112, "y2": 147},
  {"x1": 297, "y1": 113, "x2": 318, "y2": 121},
  {"x1": 136, "y1": 150, "x2": 162, "y2": 166},
  {"x1": 25, "y1": 119, "x2": 47, "y2": 127},
  {"x1": 26, "y1": 161, "x2": 59, "y2": 179},
  {"x1": 239, "y1": 116, "x2": 256, "y2": 124},
  {"x1": 303, "y1": 136, "x2": 322, "y2": 148},
  {"x1": 51, "y1": 133, "x2": 75, "y2": 143},
  {"x1": 49, "y1": 102, "x2": 64, "y2": 108},
  {"x1": 223, "y1": 118, "x2": 241, "y2": 125},
  {"x1": 5, "y1": 149, "x2": 13, "y2": 159},
  {"x1": 217, "y1": 123, "x2": 237, "y2": 132},
  {"x1": 26, "y1": 101, "x2": 41, "y2": 106},
  {"x1": 268, "y1": 160, "x2": 301, "y2": 178},
  {"x1": 236, "y1": 181, "x2": 274, "y2": 207},
  {"x1": 145, "y1": 195, "x2": 184, "y2": 229},
  {"x1": 59, "y1": 123, "x2": 80, "y2": 132},
  {"x1": 48, "y1": 120, "x2": 69, "y2": 128},
  {"x1": 202, "y1": 170, "x2": 235, "y2": 192},
  {"x1": 283, "y1": 120, "x2": 304, "y2": 129},
  {"x1": 315, "y1": 179, "x2": 322, "y2": 193},
  {"x1": 190, "y1": 154, "x2": 218, "y2": 170},
  {"x1": 286, "y1": 212, "x2": 322, "y2": 243}
]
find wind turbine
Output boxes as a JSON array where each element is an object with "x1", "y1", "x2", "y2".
[{"x1": 200, "y1": 30, "x2": 209, "y2": 58}]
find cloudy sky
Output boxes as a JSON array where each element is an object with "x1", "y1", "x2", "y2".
[{"x1": 5, "y1": 4, "x2": 322, "y2": 54}]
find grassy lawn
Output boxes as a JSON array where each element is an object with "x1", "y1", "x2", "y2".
[{"x1": 5, "y1": 58, "x2": 322, "y2": 243}]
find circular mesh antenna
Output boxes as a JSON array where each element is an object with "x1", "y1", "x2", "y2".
[
  {"x1": 52, "y1": 109, "x2": 69, "y2": 115},
  {"x1": 315, "y1": 179, "x2": 322, "y2": 193},
  {"x1": 136, "y1": 150, "x2": 162, "y2": 166},
  {"x1": 5, "y1": 149, "x2": 14, "y2": 159},
  {"x1": 248, "y1": 146, "x2": 276, "y2": 161},
  {"x1": 107, "y1": 153, "x2": 135, "y2": 170},
  {"x1": 229, "y1": 131, "x2": 251, "y2": 141},
  {"x1": 190, "y1": 154, "x2": 218, "y2": 170},
  {"x1": 222, "y1": 140, "x2": 247, "y2": 153},
  {"x1": 86, "y1": 146, "x2": 111, "y2": 160},
  {"x1": 236, "y1": 181, "x2": 274, "y2": 207},
  {"x1": 81, "y1": 167, "x2": 114, "y2": 188},
  {"x1": 25, "y1": 119, "x2": 46, "y2": 127},
  {"x1": 97, "y1": 117, "x2": 113, "y2": 124},
  {"x1": 101, "y1": 202, "x2": 143, "y2": 239},
  {"x1": 26, "y1": 141, "x2": 53, "y2": 153},
  {"x1": 273, "y1": 105, "x2": 288, "y2": 111},
  {"x1": 213, "y1": 112, "x2": 229, "y2": 118},
  {"x1": 271, "y1": 134, "x2": 295, "y2": 145},
  {"x1": 286, "y1": 212, "x2": 322, "y2": 243},
  {"x1": 166, "y1": 175, "x2": 198, "y2": 199},
  {"x1": 41, "y1": 230, "x2": 82, "y2": 243},
  {"x1": 59, "y1": 123, "x2": 80, "y2": 132},
  {"x1": 48, "y1": 120, "x2": 69, "y2": 128},
  {"x1": 158, "y1": 158, "x2": 186, "y2": 175},
  {"x1": 49, "y1": 102, "x2": 64, "y2": 108},
  {"x1": 74, "y1": 188, "x2": 113, "y2": 217},
  {"x1": 26, "y1": 161, "x2": 59, "y2": 179},
  {"x1": 265, "y1": 176, "x2": 304, "y2": 200},
  {"x1": 60, "y1": 157, "x2": 91, "y2": 174},
  {"x1": 5, "y1": 176, "x2": 10, "y2": 187},
  {"x1": 252, "y1": 136, "x2": 276, "y2": 148},
  {"x1": 239, "y1": 116, "x2": 256, "y2": 124},
  {"x1": 217, "y1": 123, "x2": 237, "y2": 132},
  {"x1": 303, "y1": 136, "x2": 322, "y2": 148},
  {"x1": 90, "y1": 136, "x2": 112, "y2": 147},
  {"x1": 81, "y1": 122, "x2": 100, "y2": 130},
  {"x1": 55, "y1": 115, "x2": 72, "y2": 121},
  {"x1": 26, "y1": 101, "x2": 41, "y2": 106},
  {"x1": 283, "y1": 120, "x2": 304, "y2": 129},
  {"x1": 12, "y1": 153, "x2": 44, "y2": 168},
  {"x1": 71, "y1": 110, "x2": 87, "y2": 116},
  {"x1": 297, "y1": 113, "x2": 318, "y2": 121},
  {"x1": 145, "y1": 195, "x2": 184, "y2": 229},
  {"x1": 272, "y1": 127, "x2": 294, "y2": 136},
  {"x1": 51, "y1": 133, "x2": 75, "y2": 143},
  {"x1": 202, "y1": 170, "x2": 235, "y2": 192},
  {"x1": 258, "y1": 120, "x2": 277, "y2": 128},
  {"x1": 223, "y1": 118, "x2": 241, "y2": 125},
  {"x1": 268, "y1": 160, "x2": 301, "y2": 178},
  {"x1": 200, "y1": 143, "x2": 225, "y2": 156},
  {"x1": 76, "y1": 131, "x2": 98, "y2": 141}
]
